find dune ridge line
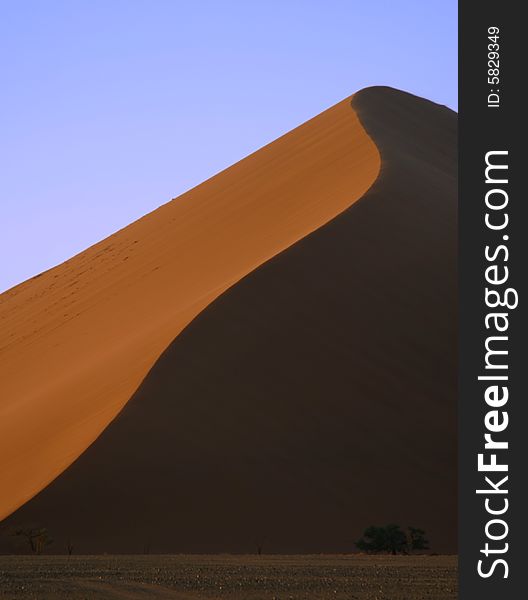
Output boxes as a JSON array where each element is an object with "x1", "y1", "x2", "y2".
[{"x1": 0, "y1": 93, "x2": 381, "y2": 521}]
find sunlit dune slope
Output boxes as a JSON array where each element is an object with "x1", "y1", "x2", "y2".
[
  {"x1": 3, "y1": 87, "x2": 457, "y2": 554},
  {"x1": 0, "y1": 96, "x2": 380, "y2": 520}
]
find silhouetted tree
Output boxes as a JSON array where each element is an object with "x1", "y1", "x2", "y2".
[
  {"x1": 408, "y1": 527, "x2": 429, "y2": 552},
  {"x1": 356, "y1": 525, "x2": 387, "y2": 554},
  {"x1": 384, "y1": 524, "x2": 408, "y2": 555},
  {"x1": 13, "y1": 527, "x2": 53, "y2": 554},
  {"x1": 356, "y1": 524, "x2": 416, "y2": 555},
  {"x1": 254, "y1": 536, "x2": 267, "y2": 555}
]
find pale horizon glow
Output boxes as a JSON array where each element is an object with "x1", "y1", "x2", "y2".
[{"x1": 0, "y1": 0, "x2": 457, "y2": 292}]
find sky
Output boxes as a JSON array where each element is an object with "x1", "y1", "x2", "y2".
[{"x1": 0, "y1": 0, "x2": 457, "y2": 292}]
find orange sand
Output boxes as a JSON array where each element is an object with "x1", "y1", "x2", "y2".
[{"x1": 0, "y1": 97, "x2": 380, "y2": 520}]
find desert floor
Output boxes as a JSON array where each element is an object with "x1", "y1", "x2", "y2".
[{"x1": 0, "y1": 554, "x2": 457, "y2": 599}]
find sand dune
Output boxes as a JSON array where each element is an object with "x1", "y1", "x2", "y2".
[
  {"x1": 0, "y1": 97, "x2": 379, "y2": 521},
  {"x1": 0, "y1": 87, "x2": 457, "y2": 554}
]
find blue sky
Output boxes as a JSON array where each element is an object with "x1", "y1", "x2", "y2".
[{"x1": 0, "y1": 0, "x2": 457, "y2": 292}]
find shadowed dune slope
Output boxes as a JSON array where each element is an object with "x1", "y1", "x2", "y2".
[
  {"x1": 2, "y1": 87, "x2": 457, "y2": 554},
  {"x1": 0, "y1": 96, "x2": 380, "y2": 521}
]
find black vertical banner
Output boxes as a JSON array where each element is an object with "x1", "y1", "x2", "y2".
[{"x1": 459, "y1": 1, "x2": 524, "y2": 598}]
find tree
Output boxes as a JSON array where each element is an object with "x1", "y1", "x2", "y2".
[
  {"x1": 356, "y1": 525, "x2": 388, "y2": 553},
  {"x1": 356, "y1": 524, "x2": 425, "y2": 555},
  {"x1": 254, "y1": 535, "x2": 267, "y2": 555},
  {"x1": 408, "y1": 527, "x2": 429, "y2": 552},
  {"x1": 12, "y1": 527, "x2": 53, "y2": 554},
  {"x1": 384, "y1": 524, "x2": 409, "y2": 555}
]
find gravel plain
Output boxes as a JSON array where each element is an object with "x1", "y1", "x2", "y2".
[{"x1": 0, "y1": 554, "x2": 457, "y2": 600}]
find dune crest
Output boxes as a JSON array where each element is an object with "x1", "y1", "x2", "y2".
[
  {"x1": 0, "y1": 95, "x2": 380, "y2": 521},
  {"x1": 2, "y1": 87, "x2": 457, "y2": 554}
]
